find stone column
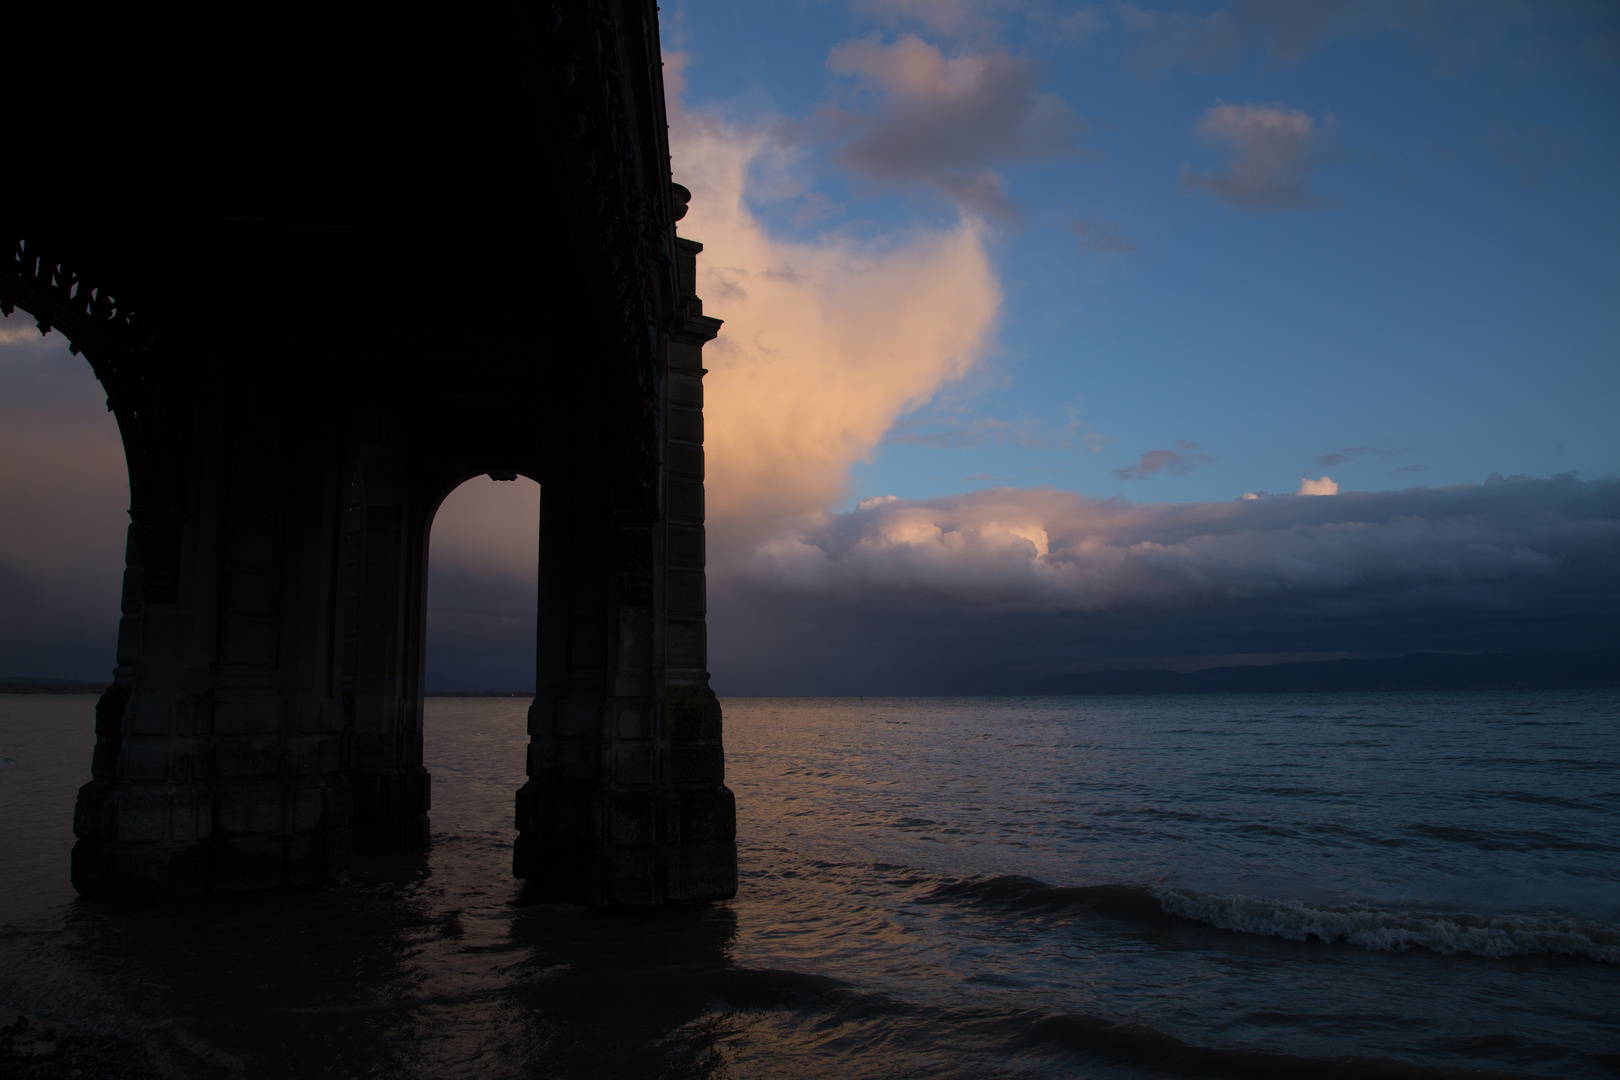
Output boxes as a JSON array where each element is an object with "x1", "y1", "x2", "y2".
[
  {"x1": 661, "y1": 238, "x2": 737, "y2": 902},
  {"x1": 72, "y1": 365, "x2": 356, "y2": 901},
  {"x1": 207, "y1": 397, "x2": 353, "y2": 891},
  {"x1": 71, "y1": 364, "x2": 220, "y2": 902},
  {"x1": 339, "y1": 441, "x2": 431, "y2": 855},
  {"x1": 512, "y1": 236, "x2": 737, "y2": 907}
]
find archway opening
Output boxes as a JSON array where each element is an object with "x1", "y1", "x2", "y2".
[
  {"x1": 0, "y1": 310, "x2": 129, "y2": 685},
  {"x1": 426, "y1": 476, "x2": 540, "y2": 696},
  {"x1": 422, "y1": 475, "x2": 539, "y2": 869}
]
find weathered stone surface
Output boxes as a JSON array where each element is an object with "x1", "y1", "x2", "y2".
[{"x1": 4, "y1": 1, "x2": 735, "y2": 907}]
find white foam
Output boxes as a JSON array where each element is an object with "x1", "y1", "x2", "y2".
[{"x1": 1151, "y1": 887, "x2": 1620, "y2": 963}]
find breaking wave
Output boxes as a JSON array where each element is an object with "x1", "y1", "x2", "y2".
[
  {"x1": 922, "y1": 874, "x2": 1620, "y2": 962},
  {"x1": 1152, "y1": 886, "x2": 1620, "y2": 962}
]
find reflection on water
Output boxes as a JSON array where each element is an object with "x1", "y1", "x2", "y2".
[
  {"x1": 2, "y1": 693, "x2": 1618, "y2": 1078},
  {"x1": 2, "y1": 698, "x2": 748, "y2": 1079},
  {"x1": 14, "y1": 876, "x2": 745, "y2": 1079}
]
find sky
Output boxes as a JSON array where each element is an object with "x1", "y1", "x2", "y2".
[
  {"x1": 671, "y1": 0, "x2": 1620, "y2": 691},
  {"x1": 3, "y1": 0, "x2": 1618, "y2": 692}
]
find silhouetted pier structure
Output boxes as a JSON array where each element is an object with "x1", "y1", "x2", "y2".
[{"x1": 1, "y1": 3, "x2": 735, "y2": 906}]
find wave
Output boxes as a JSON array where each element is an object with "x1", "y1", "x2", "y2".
[
  {"x1": 1151, "y1": 887, "x2": 1620, "y2": 962},
  {"x1": 921, "y1": 874, "x2": 1620, "y2": 962},
  {"x1": 1008, "y1": 1010, "x2": 1543, "y2": 1080},
  {"x1": 921, "y1": 875, "x2": 1168, "y2": 921},
  {"x1": 697, "y1": 978, "x2": 1554, "y2": 1080}
]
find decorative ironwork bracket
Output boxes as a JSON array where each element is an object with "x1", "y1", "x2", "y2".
[{"x1": 0, "y1": 231, "x2": 160, "y2": 422}]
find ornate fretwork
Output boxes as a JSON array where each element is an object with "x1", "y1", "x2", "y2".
[{"x1": 0, "y1": 231, "x2": 159, "y2": 420}]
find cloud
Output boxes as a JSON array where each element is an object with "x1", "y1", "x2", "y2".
[
  {"x1": 1180, "y1": 103, "x2": 1338, "y2": 211},
  {"x1": 669, "y1": 55, "x2": 1003, "y2": 558},
  {"x1": 1316, "y1": 445, "x2": 1413, "y2": 467},
  {"x1": 823, "y1": 34, "x2": 1082, "y2": 218},
  {"x1": 1485, "y1": 121, "x2": 1582, "y2": 188},
  {"x1": 1070, "y1": 218, "x2": 1139, "y2": 255},
  {"x1": 1296, "y1": 475, "x2": 1339, "y2": 495},
  {"x1": 739, "y1": 479, "x2": 1605, "y2": 609},
  {"x1": 0, "y1": 322, "x2": 52, "y2": 346},
  {"x1": 1114, "y1": 440, "x2": 1213, "y2": 481},
  {"x1": 710, "y1": 476, "x2": 1620, "y2": 692}
]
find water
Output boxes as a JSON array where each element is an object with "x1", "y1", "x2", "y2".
[{"x1": 1, "y1": 692, "x2": 1617, "y2": 1078}]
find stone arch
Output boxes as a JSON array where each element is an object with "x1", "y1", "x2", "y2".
[{"x1": 338, "y1": 457, "x2": 543, "y2": 858}]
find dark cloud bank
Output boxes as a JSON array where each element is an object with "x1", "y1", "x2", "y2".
[
  {"x1": 707, "y1": 476, "x2": 1620, "y2": 695},
  {"x1": 8, "y1": 466, "x2": 1616, "y2": 694},
  {"x1": 424, "y1": 563, "x2": 538, "y2": 693}
]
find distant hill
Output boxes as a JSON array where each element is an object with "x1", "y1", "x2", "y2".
[
  {"x1": 0, "y1": 677, "x2": 110, "y2": 694},
  {"x1": 424, "y1": 690, "x2": 532, "y2": 697},
  {"x1": 1027, "y1": 651, "x2": 1620, "y2": 696},
  {"x1": 0, "y1": 680, "x2": 538, "y2": 697}
]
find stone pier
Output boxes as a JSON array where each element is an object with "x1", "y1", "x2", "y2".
[{"x1": 1, "y1": 1, "x2": 737, "y2": 906}]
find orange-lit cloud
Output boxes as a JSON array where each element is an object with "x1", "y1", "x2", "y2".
[{"x1": 669, "y1": 59, "x2": 1003, "y2": 557}]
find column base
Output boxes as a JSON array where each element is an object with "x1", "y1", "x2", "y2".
[
  {"x1": 347, "y1": 766, "x2": 430, "y2": 854},
  {"x1": 513, "y1": 780, "x2": 737, "y2": 907}
]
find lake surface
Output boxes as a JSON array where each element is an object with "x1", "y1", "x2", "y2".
[{"x1": 1, "y1": 692, "x2": 1617, "y2": 1078}]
